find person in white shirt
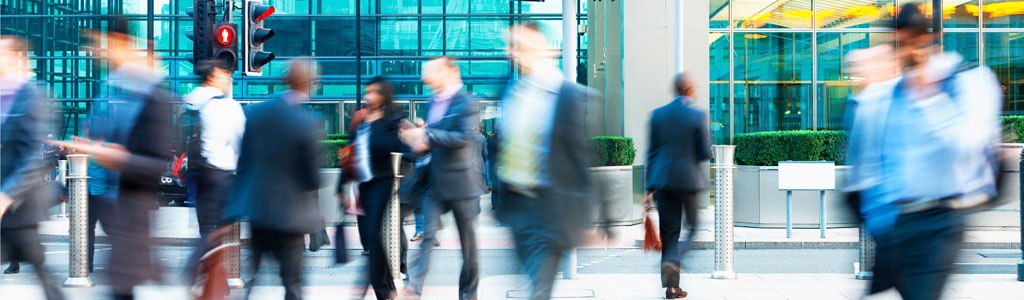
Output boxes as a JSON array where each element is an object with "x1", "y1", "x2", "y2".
[{"x1": 182, "y1": 60, "x2": 246, "y2": 284}]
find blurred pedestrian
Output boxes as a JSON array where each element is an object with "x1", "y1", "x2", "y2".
[
  {"x1": 0, "y1": 35, "x2": 66, "y2": 300},
  {"x1": 846, "y1": 4, "x2": 1003, "y2": 300},
  {"x1": 222, "y1": 58, "x2": 324, "y2": 300},
  {"x1": 644, "y1": 73, "x2": 712, "y2": 299},
  {"x1": 56, "y1": 20, "x2": 173, "y2": 300},
  {"x1": 80, "y1": 117, "x2": 111, "y2": 274},
  {"x1": 400, "y1": 56, "x2": 485, "y2": 300},
  {"x1": 337, "y1": 76, "x2": 409, "y2": 300},
  {"x1": 492, "y1": 22, "x2": 594, "y2": 300},
  {"x1": 182, "y1": 59, "x2": 246, "y2": 285}
]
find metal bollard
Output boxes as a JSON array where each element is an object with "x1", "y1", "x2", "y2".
[
  {"x1": 562, "y1": 249, "x2": 577, "y2": 279},
  {"x1": 57, "y1": 159, "x2": 68, "y2": 218},
  {"x1": 227, "y1": 223, "x2": 245, "y2": 288},
  {"x1": 856, "y1": 224, "x2": 875, "y2": 280},
  {"x1": 387, "y1": 152, "x2": 404, "y2": 285},
  {"x1": 1018, "y1": 149, "x2": 1023, "y2": 281},
  {"x1": 711, "y1": 145, "x2": 736, "y2": 280},
  {"x1": 63, "y1": 154, "x2": 93, "y2": 287}
]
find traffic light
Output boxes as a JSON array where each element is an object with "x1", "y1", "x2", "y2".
[
  {"x1": 212, "y1": 23, "x2": 239, "y2": 71},
  {"x1": 242, "y1": 0, "x2": 276, "y2": 76},
  {"x1": 186, "y1": 0, "x2": 217, "y2": 70}
]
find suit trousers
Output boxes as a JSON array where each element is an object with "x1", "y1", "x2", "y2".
[
  {"x1": 185, "y1": 168, "x2": 234, "y2": 280},
  {"x1": 870, "y1": 207, "x2": 964, "y2": 300},
  {"x1": 87, "y1": 194, "x2": 114, "y2": 273},
  {"x1": 408, "y1": 197, "x2": 480, "y2": 299},
  {"x1": 500, "y1": 190, "x2": 573, "y2": 300},
  {"x1": 247, "y1": 228, "x2": 306, "y2": 300},
  {"x1": 655, "y1": 190, "x2": 699, "y2": 288},
  {"x1": 1, "y1": 226, "x2": 65, "y2": 300},
  {"x1": 357, "y1": 178, "x2": 397, "y2": 300}
]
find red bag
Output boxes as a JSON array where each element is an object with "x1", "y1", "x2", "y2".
[{"x1": 642, "y1": 210, "x2": 662, "y2": 252}]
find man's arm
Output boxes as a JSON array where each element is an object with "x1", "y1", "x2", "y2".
[
  {"x1": 2, "y1": 87, "x2": 52, "y2": 211},
  {"x1": 695, "y1": 112, "x2": 712, "y2": 162},
  {"x1": 425, "y1": 96, "x2": 479, "y2": 149}
]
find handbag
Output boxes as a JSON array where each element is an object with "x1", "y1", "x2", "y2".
[
  {"x1": 642, "y1": 207, "x2": 662, "y2": 252},
  {"x1": 308, "y1": 226, "x2": 330, "y2": 252}
]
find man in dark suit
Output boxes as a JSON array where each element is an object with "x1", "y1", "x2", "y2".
[
  {"x1": 646, "y1": 73, "x2": 712, "y2": 299},
  {"x1": 492, "y1": 23, "x2": 594, "y2": 300},
  {"x1": 400, "y1": 56, "x2": 485, "y2": 300},
  {"x1": 55, "y1": 22, "x2": 173, "y2": 300},
  {"x1": 0, "y1": 36, "x2": 65, "y2": 300},
  {"x1": 223, "y1": 58, "x2": 324, "y2": 300}
]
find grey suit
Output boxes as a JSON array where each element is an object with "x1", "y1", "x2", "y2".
[
  {"x1": 645, "y1": 96, "x2": 712, "y2": 289},
  {"x1": 224, "y1": 92, "x2": 323, "y2": 300},
  {"x1": 409, "y1": 91, "x2": 485, "y2": 299},
  {"x1": 1, "y1": 83, "x2": 65, "y2": 300}
]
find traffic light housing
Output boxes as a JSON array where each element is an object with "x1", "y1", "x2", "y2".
[
  {"x1": 242, "y1": 0, "x2": 276, "y2": 76},
  {"x1": 186, "y1": 0, "x2": 217, "y2": 70},
  {"x1": 212, "y1": 23, "x2": 239, "y2": 71}
]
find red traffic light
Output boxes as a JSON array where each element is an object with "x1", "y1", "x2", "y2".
[
  {"x1": 215, "y1": 26, "x2": 235, "y2": 46},
  {"x1": 253, "y1": 5, "x2": 275, "y2": 22}
]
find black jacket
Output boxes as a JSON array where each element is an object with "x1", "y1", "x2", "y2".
[
  {"x1": 337, "y1": 110, "x2": 410, "y2": 188},
  {"x1": 645, "y1": 98, "x2": 712, "y2": 192},
  {"x1": 424, "y1": 92, "x2": 486, "y2": 201},
  {"x1": 224, "y1": 94, "x2": 323, "y2": 234},
  {"x1": 1, "y1": 84, "x2": 59, "y2": 229}
]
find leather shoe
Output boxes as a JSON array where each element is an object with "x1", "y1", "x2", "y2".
[
  {"x1": 665, "y1": 287, "x2": 687, "y2": 299},
  {"x1": 3, "y1": 262, "x2": 19, "y2": 274}
]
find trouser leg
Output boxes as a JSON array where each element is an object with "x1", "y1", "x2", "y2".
[
  {"x1": 892, "y1": 208, "x2": 964, "y2": 300},
  {"x1": 450, "y1": 198, "x2": 480, "y2": 299},
  {"x1": 270, "y1": 232, "x2": 306, "y2": 300},
  {"x1": 408, "y1": 197, "x2": 442, "y2": 294},
  {"x1": 2, "y1": 227, "x2": 66, "y2": 300},
  {"x1": 655, "y1": 190, "x2": 684, "y2": 288}
]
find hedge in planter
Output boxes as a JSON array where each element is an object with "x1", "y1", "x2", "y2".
[
  {"x1": 591, "y1": 136, "x2": 636, "y2": 166},
  {"x1": 1002, "y1": 116, "x2": 1024, "y2": 143},
  {"x1": 321, "y1": 139, "x2": 351, "y2": 168},
  {"x1": 734, "y1": 130, "x2": 847, "y2": 166}
]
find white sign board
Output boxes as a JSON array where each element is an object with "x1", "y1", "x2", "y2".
[{"x1": 778, "y1": 161, "x2": 835, "y2": 190}]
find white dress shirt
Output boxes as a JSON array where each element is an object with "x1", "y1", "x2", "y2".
[{"x1": 184, "y1": 86, "x2": 246, "y2": 171}]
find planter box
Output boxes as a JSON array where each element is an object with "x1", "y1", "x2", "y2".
[
  {"x1": 588, "y1": 165, "x2": 645, "y2": 226},
  {"x1": 732, "y1": 144, "x2": 1022, "y2": 230}
]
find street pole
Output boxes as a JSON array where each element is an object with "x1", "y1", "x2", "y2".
[
  {"x1": 388, "y1": 152, "x2": 404, "y2": 286},
  {"x1": 711, "y1": 145, "x2": 736, "y2": 279},
  {"x1": 561, "y1": 0, "x2": 579, "y2": 280},
  {"x1": 57, "y1": 159, "x2": 68, "y2": 218},
  {"x1": 1017, "y1": 149, "x2": 1023, "y2": 281},
  {"x1": 63, "y1": 154, "x2": 93, "y2": 287},
  {"x1": 856, "y1": 224, "x2": 875, "y2": 280},
  {"x1": 227, "y1": 223, "x2": 244, "y2": 288}
]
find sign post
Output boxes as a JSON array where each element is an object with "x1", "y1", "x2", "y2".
[{"x1": 777, "y1": 161, "x2": 835, "y2": 238}]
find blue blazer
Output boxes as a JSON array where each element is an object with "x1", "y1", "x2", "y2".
[{"x1": 645, "y1": 97, "x2": 712, "y2": 192}]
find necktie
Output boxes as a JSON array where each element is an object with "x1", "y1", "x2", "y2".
[{"x1": 498, "y1": 82, "x2": 543, "y2": 191}]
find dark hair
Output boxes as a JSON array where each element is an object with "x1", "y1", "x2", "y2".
[
  {"x1": 367, "y1": 76, "x2": 396, "y2": 115},
  {"x1": 518, "y1": 21, "x2": 542, "y2": 32},
  {"x1": 895, "y1": 4, "x2": 931, "y2": 36},
  {"x1": 109, "y1": 17, "x2": 133, "y2": 37},
  {"x1": 674, "y1": 72, "x2": 694, "y2": 96},
  {"x1": 196, "y1": 60, "x2": 230, "y2": 85}
]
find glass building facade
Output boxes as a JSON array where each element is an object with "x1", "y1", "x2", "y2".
[
  {"x1": 1, "y1": 0, "x2": 587, "y2": 141},
  {"x1": 709, "y1": 0, "x2": 1024, "y2": 144}
]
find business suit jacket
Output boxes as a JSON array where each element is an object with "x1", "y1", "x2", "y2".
[
  {"x1": 493, "y1": 81, "x2": 594, "y2": 248},
  {"x1": 1, "y1": 84, "x2": 58, "y2": 229},
  {"x1": 337, "y1": 111, "x2": 411, "y2": 190},
  {"x1": 645, "y1": 97, "x2": 712, "y2": 192},
  {"x1": 425, "y1": 92, "x2": 486, "y2": 202},
  {"x1": 225, "y1": 93, "x2": 323, "y2": 234}
]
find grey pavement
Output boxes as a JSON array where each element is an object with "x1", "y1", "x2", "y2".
[{"x1": 3, "y1": 274, "x2": 1023, "y2": 299}]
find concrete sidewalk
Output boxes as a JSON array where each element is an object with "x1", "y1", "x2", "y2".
[
  {"x1": 2, "y1": 274, "x2": 1022, "y2": 299},
  {"x1": 38, "y1": 198, "x2": 1021, "y2": 250}
]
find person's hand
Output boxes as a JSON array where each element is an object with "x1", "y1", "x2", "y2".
[
  {"x1": 644, "y1": 191, "x2": 654, "y2": 210},
  {"x1": 399, "y1": 127, "x2": 429, "y2": 152},
  {"x1": 88, "y1": 143, "x2": 130, "y2": 170},
  {"x1": 0, "y1": 193, "x2": 13, "y2": 219}
]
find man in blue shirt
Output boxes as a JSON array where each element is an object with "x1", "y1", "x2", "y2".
[{"x1": 846, "y1": 5, "x2": 1002, "y2": 300}]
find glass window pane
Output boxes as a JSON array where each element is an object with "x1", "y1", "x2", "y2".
[
  {"x1": 984, "y1": 32, "x2": 1024, "y2": 115},
  {"x1": 314, "y1": 17, "x2": 358, "y2": 56},
  {"x1": 709, "y1": 33, "x2": 729, "y2": 144},
  {"x1": 519, "y1": 0, "x2": 558, "y2": 14},
  {"x1": 710, "y1": 0, "x2": 729, "y2": 29},
  {"x1": 422, "y1": 0, "x2": 444, "y2": 14},
  {"x1": 446, "y1": 19, "x2": 469, "y2": 50},
  {"x1": 943, "y1": 32, "x2": 979, "y2": 65},
  {"x1": 469, "y1": 19, "x2": 508, "y2": 54},
  {"x1": 816, "y1": 1, "x2": 895, "y2": 29},
  {"x1": 446, "y1": 0, "x2": 470, "y2": 14},
  {"x1": 321, "y1": 0, "x2": 356, "y2": 14},
  {"x1": 268, "y1": 0, "x2": 310, "y2": 15},
  {"x1": 816, "y1": 32, "x2": 892, "y2": 130},
  {"x1": 944, "y1": 0, "x2": 979, "y2": 28},
  {"x1": 733, "y1": 32, "x2": 813, "y2": 133},
  {"x1": 474, "y1": 0, "x2": 511, "y2": 13},
  {"x1": 264, "y1": 17, "x2": 312, "y2": 56},
  {"x1": 983, "y1": 0, "x2": 1024, "y2": 28},
  {"x1": 380, "y1": 0, "x2": 418, "y2": 14},
  {"x1": 733, "y1": 0, "x2": 812, "y2": 29},
  {"x1": 421, "y1": 19, "x2": 444, "y2": 51},
  {"x1": 380, "y1": 18, "x2": 419, "y2": 54}
]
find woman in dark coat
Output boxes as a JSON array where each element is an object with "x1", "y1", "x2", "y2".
[{"x1": 337, "y1": 77, "x2": 410, "y2": 300}]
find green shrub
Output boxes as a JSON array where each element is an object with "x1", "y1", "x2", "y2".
[
  {"x1": 1002, "y1": 116, "x2": 1024, "y2": 143},
  {"x1": 591, "y1": 136, "x2": 636, "y2": 166},
  {"x1": 321, "y1": 139, "x2": 351, "y2": 168},
  {"x1": 326, "y1": 133, "x2": 354, "y2": 140},
  {"x1": 734, "y1": 130, "x2": 847, "y2": 166}
]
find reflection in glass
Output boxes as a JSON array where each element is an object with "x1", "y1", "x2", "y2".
[
  {"x1": 942, "y1": 32, "x2": 979, "y2": 65},
  {"x1": 984, "y1": 32, "x2": 1024, "y2": 115},
  {"x1": 733, "y1": 0, "x2": 812, "y2": 29},
  {"x1": 733, "y1": 32, "x2": 812, "y2": 133},
  {"x1": 710, "y1": 0, "x2": 729, "y2": 29},
  {"x1": 944, "y1": 0, "x2": 979, "y2": 28},
  {"x1": 983, "y1": 0, "x2": 1024, "y2": 28},
  {"x1": 816, "y1": 0, "x2": 894, "y2": 29}
]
